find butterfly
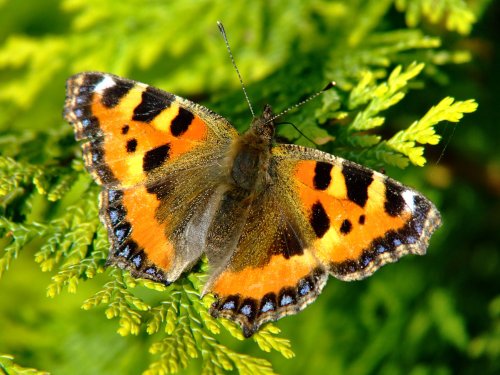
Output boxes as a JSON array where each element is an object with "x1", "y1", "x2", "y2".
[{"x1": 64, "y1": 69, "x2": 441, "y2": 338}]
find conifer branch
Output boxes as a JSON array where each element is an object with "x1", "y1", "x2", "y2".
[{"x1": 0, "y1": 1, "x2": 481, "y2": 373}]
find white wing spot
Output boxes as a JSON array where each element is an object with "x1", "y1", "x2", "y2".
[
  {"x1": 94, "y1": 75, "x2": 116, "y2": 92},
  {"x1": 402, "y1": 190, "x2": 416, "y2": 212}
]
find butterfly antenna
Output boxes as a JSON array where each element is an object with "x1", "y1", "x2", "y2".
[
  {"x1": 266, "y1": 81, "x2": 336, "y2": 125},
  {"x1": 217, "y1": 21, "x2": 255, "y2": 118},
  {"x1": 277, "y1": 121, "x2": 319, "y2": 146},
  {"x1": 435, "y1": 121, "x2": 457, "y2": 165}
]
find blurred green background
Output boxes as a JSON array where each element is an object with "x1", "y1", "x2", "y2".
[{"x1": 0, "y1": 0, "x2": 499, "y2": 374}]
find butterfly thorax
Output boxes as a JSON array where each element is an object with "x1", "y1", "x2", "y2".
[{"x1": 230, "y1": 105, "x2": 275, "y2": 193}]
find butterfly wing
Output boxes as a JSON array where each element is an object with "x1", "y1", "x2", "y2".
[
  {"x1": 65, "y1": 72, "x2": 237, "y2": 188},
  {"x1": 64, "y1": 72, "x2": 238, "y2": 283},
  {"x1": 276, "y1": 144, "x2": 441, "y2": 280},
  {"x1": 206, "y1": 181, "x2": 329, "y2": 337},
  {"x1": 208, "y1": 143, "x2": 441, "y2": 336}
]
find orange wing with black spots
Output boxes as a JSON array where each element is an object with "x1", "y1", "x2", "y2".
[
  {"x1": 278, "y1": 144, "x2": 441, "y2": 281},
  {"x1": 64, "y1": 72, "x2": 237, "y2": 188},
  {"x1": 64, "y1": 72, "x2": 237, "y2": 284},
  {"x1": 206, "y1": 180, "x2": 329, "y2": 337}
]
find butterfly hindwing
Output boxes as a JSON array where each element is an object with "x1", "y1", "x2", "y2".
[
  {"x1": 100, "y1": 187, "x2": 174, "y2": 284},
  {"x1": 99, "y1": 170, "x2": 224, "y2": 284},
  {"x1": 205, "y1": 179, "x2": 329, "y2": 337}
]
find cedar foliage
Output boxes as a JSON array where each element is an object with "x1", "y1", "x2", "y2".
[{"x1": 1, "y1": 1, "x2": 497, "y2": 374}]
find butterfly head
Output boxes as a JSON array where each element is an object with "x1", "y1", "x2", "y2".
[{"x1": 249, "y1": 104, "x2": 275, "y2": 143}]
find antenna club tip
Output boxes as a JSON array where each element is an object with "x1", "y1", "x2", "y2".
[
  {"x1": 323, "y1": 81, "x2": 337, "y2": 91},
  {"x1": 217, "y1": 21, "x2": 225, "y2": 33}
]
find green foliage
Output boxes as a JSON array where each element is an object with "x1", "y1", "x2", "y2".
[
  {"x1": 0, "y1": 354, "x2": 48, "y2": 375},
  {"x1": 316, "y1": 63, "x2": 477, "y2": 169},
  {"x1": 81, "y1": 266, "x2": 292, "y2": 374},
  {"x1": 0, "y1": 0, "x2": 495, "y2": 374},
  {"x1": 469, "y1": 296, "x2": 500, "y2": 364},
  {"x1": 386, "y1": 95, "x2": 477, "y2": 166},
  {"x1": 396, "y1": 0, "x2": 476, "y2": 35}
]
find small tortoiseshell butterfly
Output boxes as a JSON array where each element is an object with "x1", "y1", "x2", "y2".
[{"x1": 64, "y1": 27, "x2": 441, "y2": 338}]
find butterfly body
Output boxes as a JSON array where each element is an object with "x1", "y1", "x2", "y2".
[
  {"x1": 228, "y1": 106, "x2": 274, "y2": 194},
  {"x1": 64, "y1": 72, "x2": 441, "y2": 337}
]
